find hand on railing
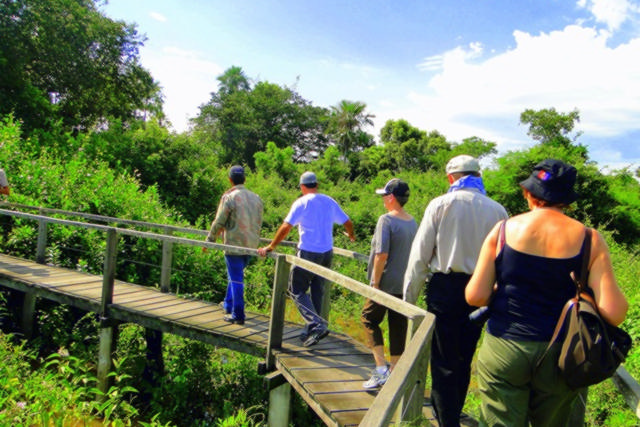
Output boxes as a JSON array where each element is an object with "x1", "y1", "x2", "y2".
[{"x1": 257, "y1": 245, "x2": 273, "y2": 257}]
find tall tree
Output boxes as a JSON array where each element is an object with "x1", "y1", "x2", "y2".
[
  {"x1": 0, "y1": 0, "x2": 163, "y2": 133},
  {"x1": 379, "y1": 119, "x2": 451, "y2": 172},
  {"x1": 192, "y1": 67, "x2": 330, "y2": 167},
  {"x1": 216, "y1": 65, "x2": 250, "y2": 97},
  {"x1": 520, "y1": 107, "x2": 582, "y2": 148},
  {"x1": 326, "y1": 100, "x2": 375, "y2": 159}
]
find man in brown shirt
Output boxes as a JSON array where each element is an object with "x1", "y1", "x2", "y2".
[{"x1": 206, "y1": 165, "x2": 263, "y2": 325}]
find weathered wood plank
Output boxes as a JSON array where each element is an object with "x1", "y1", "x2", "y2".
[
  {"x1": 112, "y1": 289, "x2": 163, "y2": 304},
  {"x1": 163, "y1": 306, "x2": 218, "y2": 321},
  {"x1": 44, "y1": 278, "x2": 103, "y2": 288},
  {"x1": 279, "y1": 354, "x2": 372, "y2": 370},
  {"x1": 143, "y1": 301, "x2": 213, "y2": 318},
  {"x1": 124, "y1": 297, "x2": 197, "y2": 313},
  {"x1": 38, "y1": 275, "x2": 97, "y2": 286},
  {"x1": 305, "y1": 380, "x2": 371, "y2": 394},
  {"x1": 332, "y1": 409, "x2": 370, "y2": 427},
  {"x1": 11, "y1": 270, "x2": 74, "y2": 281},
  {"x1": 281, "y1": 366, "x2": 372, "y2": 383},
  {"x1": 118, "y1": 294, "x2": 178, "y2": 308},
  {"x1": 48, "y1": 282, "x2": 103, "y2": 293},
  {"x1": 315, "y1": 391, "x2": 373, "y2": 413}
]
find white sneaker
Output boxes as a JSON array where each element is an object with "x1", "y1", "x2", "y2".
[{"x1": 362, "y1": 368, "x2": 389, "y2": 389}]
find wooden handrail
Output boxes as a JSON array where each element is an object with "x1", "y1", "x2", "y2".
[
  {"x1": 285, "y1": 254, "x2": 426, "y2": 321},
  {"x1": 0, "y1": 201, "x2": 367, "y2": 261}
]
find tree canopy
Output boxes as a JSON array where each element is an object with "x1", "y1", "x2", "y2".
[
  {"x1": 0, "y1": 0, "x2": 163, "y2": 133},
  {"x1": 191, "y1": 67, "x2": 330, "y2": 167}
]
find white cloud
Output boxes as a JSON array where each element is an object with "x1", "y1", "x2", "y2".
[
  {"x1": 577, "y1": 0, "x2": 640, "y2": 31},
  {"x1": 142, "y1": 47, "x2": 224, "y2": 131},
  {"x1": 418, "y1": 42, "x2": 484, "y2": 72},
  {"x1": 381, "y1": 24, "x2": 640, "y2": 166},
  {"x1": 150, "y1": 12, "x2": 167, "y2": 22}
]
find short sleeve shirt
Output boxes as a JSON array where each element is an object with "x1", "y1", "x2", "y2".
[
  {"x1": 284, "y1": 193, "x2": 349, "y2": 253},
  {"x1": 368, "y1": 214, "x2": 417, "y2": 294}
]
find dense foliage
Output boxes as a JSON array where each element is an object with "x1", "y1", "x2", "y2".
[
  {"x1": 0, "y1": 0, "x2": 163, "y2": 134},
  {"x1": 1, "y1": 1, "x2": 640, "y2": 425}
]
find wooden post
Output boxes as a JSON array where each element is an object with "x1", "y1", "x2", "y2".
[
  {"x1": 36, "y1": 218, "x2": 47, "y2": 264},
  {"x1": 21, "y1": 217, "x2": 47, "y2": 339},
  {"x1": 265, "y1": 255, "x2": 290, "y2": 371},
  {"x1": 401, "y1": 340, "x2": 430, "y2": 423},
  {"x1": 97, "y1": 228, "x2": 118, "y2": 399},
  {"x1": 100, "y1": 228, "x2": 117, "y2": 314},
  {"x1": 320, "y1": 281, "x2": 332, "y2": 324},
  {"x1": 265, "y1": 371, "x2": 291, "y2": 427},
  {"x1": 143, "y1": 328, "x2": 164, "y2": 385},
  {"x1": 268, "y1": 384, "x2": 291, "y2": 426},
  {"x1": 144, "y1": 230, "x2": 172, "y2": 384},
  {"x1": 20, "y1": 290, "x2": 36, "y2": 339},
  {"x1": 160, "y1": 229, "x2": 173, "y2": 293},
  {"x1": 399, "y1": 316, "x2": 421, "y2": 422}
]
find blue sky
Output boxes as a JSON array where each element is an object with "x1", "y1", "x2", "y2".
[{"x1": 101, "y1": 0, "x2": 640, "y2": 171}]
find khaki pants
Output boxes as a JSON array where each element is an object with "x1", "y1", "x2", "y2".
[{"x1": 477, "y1": 333, "x2": 582, "y2": 427}]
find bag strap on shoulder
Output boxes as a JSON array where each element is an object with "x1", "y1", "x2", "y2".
[
  {"x1": 499, "y1": 219, "x2": 506, "y2": 250},
  {"x1": 537, "y1": 227, "x2": 592, "y2": 364},
  {"x1": 575, "y1": 228, "x2": 592, "y2": 294}
]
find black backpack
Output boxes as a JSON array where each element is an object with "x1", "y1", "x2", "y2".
[{"x1": 544, "y1": 228, "x2": 632, "y2": 389}]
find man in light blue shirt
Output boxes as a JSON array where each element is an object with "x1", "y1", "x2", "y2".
[{"x1": 258, "y1": 171, "x2": 355, "y2": 346}]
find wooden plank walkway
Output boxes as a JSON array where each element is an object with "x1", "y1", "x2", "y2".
[
  {"x1": 0, "y1": 254, "x2": 398, "y2": 425},
  {"x1": 0, "y1": 253, "x2": 472, "y2": 426}
]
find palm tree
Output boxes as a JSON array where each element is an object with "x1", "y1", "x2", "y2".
[
  {"x1": 327, "y1": 100, "x2": 375, "y2": 159},
  {"x1": 217, "y1": 66, "x2": 250, "y2": 98}
]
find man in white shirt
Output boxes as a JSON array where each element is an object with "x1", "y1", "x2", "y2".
[
  {"x1": 404, "y1": 155, "x2": 508, "y2": 427},
  {"x1": 258, "y1": 171, "x2": 355, "y2": 347}
]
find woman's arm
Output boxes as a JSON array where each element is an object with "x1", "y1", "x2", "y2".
[
  {"x1": 588, "y1": 229, "x2": 628, "y2": 326},
  {"x1": 465, "y1": 222, "x2": 500, "y2": 307}
]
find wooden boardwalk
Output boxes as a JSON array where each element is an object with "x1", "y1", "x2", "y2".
[{"x1": 0, "y1": 253, "x2": 444, "y2": 426}]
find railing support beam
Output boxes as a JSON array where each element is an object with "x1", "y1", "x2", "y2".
[
  {"x1": 20, "y1": 290, "x2": 36, "y2": 339},
  {"x1": 36, "y1": 217, "x2": 47, "y2": 264},
  {"x1": 267, "y1": 374, "x2": 291, "y2": 427},
  {"x1": 265, "y1": 254, "x2": 290, "y2": 371},
  {"x1": 97, "y1": 228, "x2": 118, "y2": 399}
]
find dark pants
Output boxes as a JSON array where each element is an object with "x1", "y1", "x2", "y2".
[
  {"x1": 223, "y1": 255, "x2": 251, "y2": 321},
  {"x1": 361, "y1": 294, "x2": 407, "y2": 356},
  {"x1": 289, "y1": 249, "x2": 333, "y2": 334},
  {"x1": 428, "y1": 272, "x2": 483, "y2": 427}
]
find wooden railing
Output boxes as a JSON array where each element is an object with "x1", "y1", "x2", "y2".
[{"x1": 0, "y1": 203, "x2": 434, "y2": 426}]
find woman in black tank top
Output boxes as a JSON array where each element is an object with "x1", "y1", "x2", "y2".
[{"x1": 465, "y1": 159, "x2": 628, "y2": 427}]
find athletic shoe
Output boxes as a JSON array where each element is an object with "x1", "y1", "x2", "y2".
[
  {"x1": 362, "y1": 368, "x2": 389, "y2": 389},
  {"x1": 219, "y1": 301, "x2": 230, "y2": 314},
  {"x1": 303, "y1": 328, "x2": 329, "y2": 347},
  {"x1": 223, "y1": 314, "x2": 244, "y2": 325}
]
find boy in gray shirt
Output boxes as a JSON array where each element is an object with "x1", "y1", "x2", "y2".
[{"x1": 361, "y1": 178, "x2": 417, "y2": 388}]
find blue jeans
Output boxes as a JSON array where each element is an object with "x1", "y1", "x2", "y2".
[
  {"x1": 223, "y1": 255, "x2": 251, "y2": 321},
  {"x1": 289, "y1": 249, "x2": 332, "y2": 334}
]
